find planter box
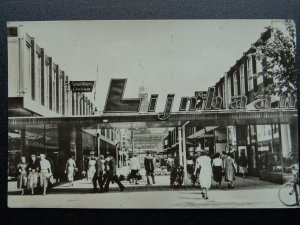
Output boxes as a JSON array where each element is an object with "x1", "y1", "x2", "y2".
[{"x1": 258, "y1": 171, "x2": 293, "y2": 184}]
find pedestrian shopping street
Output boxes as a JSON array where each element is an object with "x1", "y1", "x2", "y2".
[{"x1": 8, "y1": 174, "x2": 289, "y2": 208}]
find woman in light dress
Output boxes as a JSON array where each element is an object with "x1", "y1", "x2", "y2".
[
  {"x1": 27, "y1": 154, "x2": 40, "y2": 195},
  {"x1": 194, "y1": 151, "x2": 213, "y2": 200},
  {"x1": 17, "y1": 156, "x2": 28, "y2": 195},
  {"x1": 224, "y1": 153, "x2": 237, "y2": 189},
  {"x1": 39, "y1": 154, "x2": 52, "y2": 196},
  {"x1": 65, "y1": 155, "x2": 76, "y2": 186},
  {"x1": 88, "y1": 156, "x2": 96, "y2": 181}
]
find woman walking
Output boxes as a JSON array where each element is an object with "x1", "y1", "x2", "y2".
[
  {"x1": 27, "y1": 154, "x2": 40, "y2": 195},
  {"x1": 212, "y1": 152, "x2": 223, "y2": 188},
  {"x1": 238, "y1": 152, "x2": 248, "y2": 178},
  {"x1": 88, "y1": 156, "x2": 96, "y2": 181},
  {"x1": 17, "y1": 156, "x2": 28, "y2": 195},
  {"x1": 194, "y1": 151, "x2": 213, "y2": 199},
  {"x1": 39, "y1": 154, "x2": 52, "y2": 196},
  {"x1": 65, "y1": 155, "x2": 76, "y2": 186},
  {"x1": 224, "y1": 153, "x2": 237, "y2": 189}
]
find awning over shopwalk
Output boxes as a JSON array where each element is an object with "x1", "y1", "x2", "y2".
[{"x1": 9, "y1": 110, "x2": 298, "y2": 129}]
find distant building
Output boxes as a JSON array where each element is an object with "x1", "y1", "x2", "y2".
[{"x1": 138, "y1": 86, "x2": 149, "y2": 112}]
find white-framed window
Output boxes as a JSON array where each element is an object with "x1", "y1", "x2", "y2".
[
  {"x1": 222, "y1": 82, "x2": 225, "y2": 106},
  {"x1": 239, "y1": 64, "x2": 245, "y2": 95},
  {"x1": 228, "y1": 76, "x2": 232, "y2": 102},
  {"x1": 52, "y1": 69, "x2": 56, "y2": 112},
  {"x1": 45, "y1": 63, "x2": 49, "y2": 108},
  {"x1": 36, "y1": 54, "x2": 42, "y2": 104},
  {"x1": 256, "y1": 58, "x2": 264, "y2": 85},
  {"x1": 218, "y1": 86, "x2": 221, "y2": 97},
  {"x1": 247, "y1": 57, "x2": 254, "y2": 91},
  {"x1": 233, "y1": 71, "x2": 238, "y2": 96},
  {"x1": 24, "y1": 44, "x2": 32, "y2": 97}
]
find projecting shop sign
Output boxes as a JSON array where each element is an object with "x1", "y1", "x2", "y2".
[{"x1": 70, "y1": 81, "x2": 94, "y2": 92}]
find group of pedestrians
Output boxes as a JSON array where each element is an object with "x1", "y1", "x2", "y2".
[
  {"x1": 127, "y1": 151, "x2": 155, "y2": 185},
  {"x1": 192, "y1": 149, "x2": 246, "y2": 199},
  {"x1": 91, "y1": 152, "x2": 125, "y2": 193},
  {"x1": 17, "y1": 153, "x2": 52, "y2": 196}
]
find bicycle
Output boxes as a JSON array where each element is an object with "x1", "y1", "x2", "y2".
[{"x1": 278, "y1": 166, "x2": 299, "y2": 206}]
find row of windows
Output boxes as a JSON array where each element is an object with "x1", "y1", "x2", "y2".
[
  {"x1": 23, "y1": 36, "x2": 94, "y2": 116},
  {"x1": 217, "y1": 55, "x2": 264, "y2": 106}
]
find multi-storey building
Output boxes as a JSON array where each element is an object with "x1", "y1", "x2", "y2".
[
  {"x1": 162, "y1": 27, "x2": 298, "y2": 182},
  {"x1": 7, "y1": 26, "x2": 117, "y2": 177}
]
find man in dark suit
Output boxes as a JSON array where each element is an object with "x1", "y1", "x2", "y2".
[
  {"x1": 92, "y1": 155, "x2": 105, "y2": 192},
  {"x1": 144, "y1": 151, "x2": 155, "y2": 185},
  {"x1": 103, "y1": 152, "x2": 125, "y2": 192}
]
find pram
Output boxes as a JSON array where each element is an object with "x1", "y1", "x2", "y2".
[{"x1": 170, "y1": 166, "x2": 184, "y2": 188}]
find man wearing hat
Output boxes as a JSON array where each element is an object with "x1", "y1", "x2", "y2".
[
  {"x1": 144, "y1": 151, "x2": 155, "y2": 185},
  {"x1": 103, "y1": 151, "x2": 125, "y2": 192},
  {"x1": 92, "y1": 155, "x2": 105, "y2": 192}
]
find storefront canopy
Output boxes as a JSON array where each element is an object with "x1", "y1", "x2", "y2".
[{"x1": 9, "y1": 110, "x2": 297, "y2": 129}]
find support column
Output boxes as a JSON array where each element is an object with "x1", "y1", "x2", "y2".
[
  {"x1": 178, "y1": 127, "x2": 183, "y2": 166},
  {"x1": 58, "y1": 124, "x2": 72, "y2": 181},
  {"x1": 278, "y1": 124, "x2": 284, "y2": 174},
  {"x1": 182, "y1": 125, "x2": 188, "y2": 182},
  {"x1": 20, "y1": 126, "x2": 26, "y2": 156},
  {"x1": 75, "y1": 126, "x2": 83, "y2": 178},
  {"x1": 224, "y1": 72, "x2": 229, "y2": 109}
]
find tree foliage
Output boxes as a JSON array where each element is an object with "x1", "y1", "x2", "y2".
[{"x1": 255, "y1": 20, "x2": 296, "y2": 98}]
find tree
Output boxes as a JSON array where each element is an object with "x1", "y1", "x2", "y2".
[{"x1": 255, "y1": 20, "x2": 296, "y2": 99}]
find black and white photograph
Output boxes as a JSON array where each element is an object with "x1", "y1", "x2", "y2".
[{"x1": 6, "y1": 19, "x2": 299, "y2": 208}]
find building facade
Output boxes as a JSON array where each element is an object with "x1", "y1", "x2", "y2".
[
  {"x1": 7, "y1": 26, "x2": 116, "y2": 178},
  {"x1": 162, "y1": 28, "x2": 298, "y2": 182}
]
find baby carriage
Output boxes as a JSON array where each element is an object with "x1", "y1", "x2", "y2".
[{"x1": 170, "y1": 166, "x2": 184, "y2": 188}]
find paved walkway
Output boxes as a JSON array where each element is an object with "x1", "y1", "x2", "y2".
[{"x1": 7, "y1": 175, "x2": 292, "y2": 208}]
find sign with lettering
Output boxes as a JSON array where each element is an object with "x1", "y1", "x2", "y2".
[
  {"x1": 103, "y1": 78, "x2": 297, "y2": 120},
  {"x1": 104, "y1": 79, "x2": 141, "y2": 112},
  {"x1": 70, "y1": 81, "x2": 94, "y2": 92}
]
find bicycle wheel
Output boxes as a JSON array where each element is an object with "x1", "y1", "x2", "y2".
[{"x1": 278, "y1": 181, "x2": 299, "y2": 206}]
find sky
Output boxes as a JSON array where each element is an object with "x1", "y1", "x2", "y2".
[{"x1": 7, "y1": 20, "x2": 283, "y2": 112}]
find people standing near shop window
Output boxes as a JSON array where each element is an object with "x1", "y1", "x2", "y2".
[
  {"x1": 224, "y1": 153, "x2": 237, "y2": 189},
  {"x1": 129, "y1": 154, "x2": 140, "y2": 184},
  {"x1": 103, "y1": 151, "x2": 125, "y2": 192},
  {"x1": 27, "y1": 154, "x2": 40, "y2": 195},
  {"x1": 17, "y1": 156, "x2": 28, "y2": 195},
  {"x1": 88, "y1": 156, "x2": 96, "y2": 181},
  {"x1": 39, "y1": 154, "x2": 52, "y2": 196},
  {"x1": 65, "y1": 155, "x2": 76, "y2": 187},
  {"x1": 92, "y1": 155, "x2": 105, "y2": 193},
  {"x1": 194, "y1": 150, "x2": 213, "y2": 200},
  {"x1": 212, "y1": 152, "x2": 223, "y2": 188},
  {"x1": 144, "y1": 151, "x2": 155, "y2": 185},
  {"x1": 238, "y1": 152, "x2": 248, "y2": 179}
]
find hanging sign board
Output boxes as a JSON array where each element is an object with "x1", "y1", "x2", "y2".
[{"x1": 70, "y1": 81, "x2": 94, "y2": 92}]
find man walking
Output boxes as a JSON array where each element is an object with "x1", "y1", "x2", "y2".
[
  {"x1": 144, "y1": 151, "x2": 155, "y2": 185},
  {"x1": 103, "y1": 152, "x2": 125, "y2": 192},
  {"x1": 129, "y1": 154, "x2": 140, "y2": 184},
  {"x1": 92, "y1": 155, "x2": 105, "y2": 192}
]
